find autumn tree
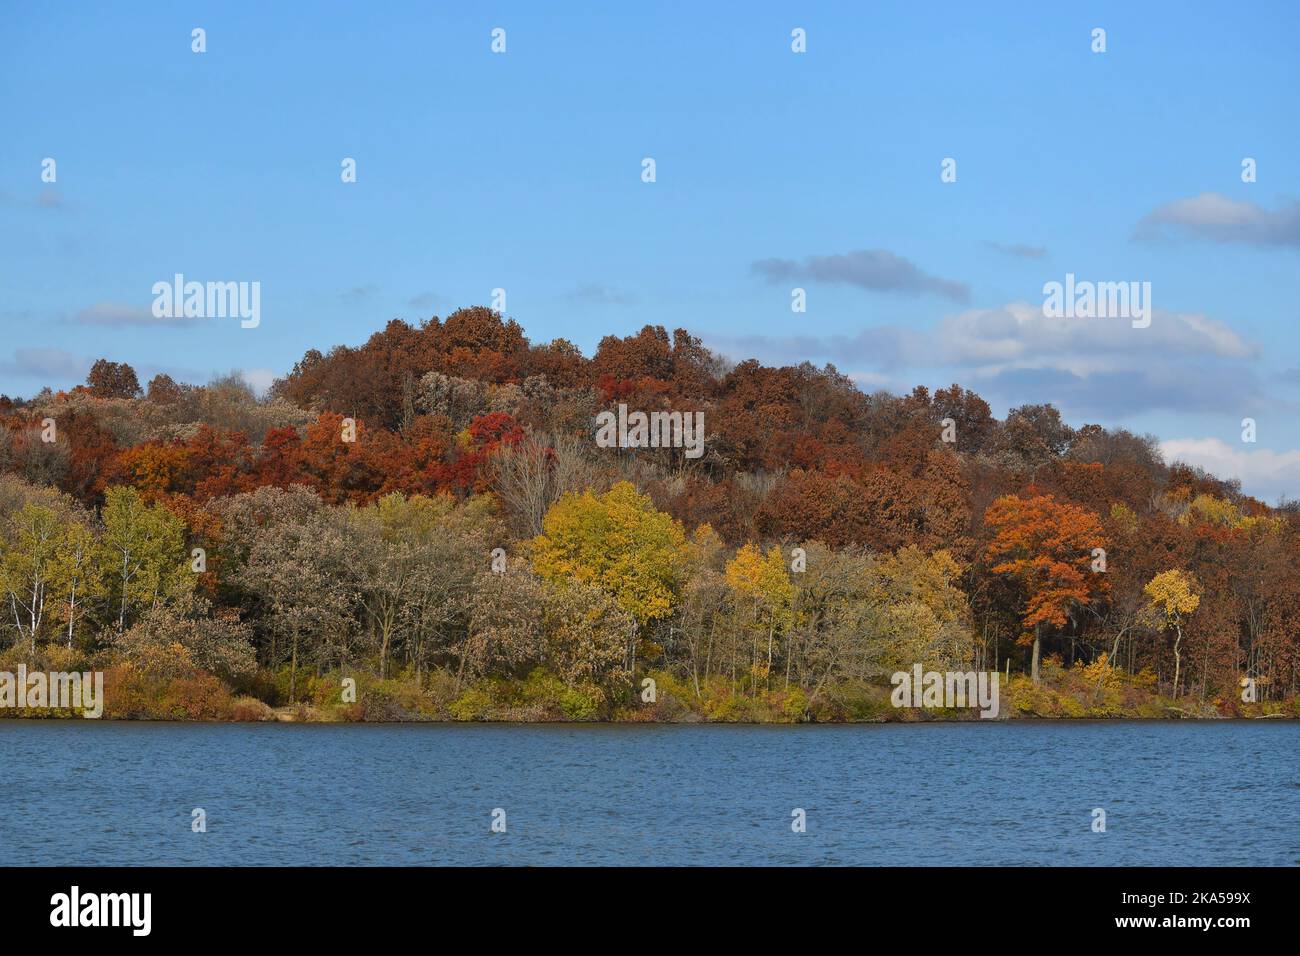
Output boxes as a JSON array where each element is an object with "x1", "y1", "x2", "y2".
[
  {"x1": 1140, "y1": 569, "x2": 1201, "y2": 698},
  {"x1": 86, "y1": 359, "x2": 142, "y2": 399},
  {"x1": 591, "y1": 325, "x2": 675, "y2": 384},
  {"x1": 490, "y1": 432, "x2": 596, "y2": 538},
  {"x1": 459, "y1": 568, "x2": 544, "y2": 685},
  {"x1": 229, "y1": 505, "x2": 353, "y2": 701},
  {"x1": 870, "y1": 546, "x2": 973, "y2": 672},
  {"x1": 403, "y1": 496, "x2": 496, "y2": 676},
  {"x1": 540, "y1": 580, "x2": 633, "y2": 693},
  {"x1": 932, "y1": 384, "x2": 994, "y2": 453},
  {"x1": 349, "y1": 494, "x2": 437, "y2": 678},
  {"x1": 755, "y1": 471, "x2": 871, "y2": 549},
  {"x1": 784, "y1": 541, "x2": 882, "y2": 698},
  {"x1": 989, "y1": 404, "x2": 1074, "y2": 469},
  {"x1": 532, "y1": 481, "x2": 689, "y2": 677},
  {"x1": 756, "y1": 459, "x2": 970, "y2": 557},
  {"x1": 673, "y1": 526, "x2": 731, "y2": 695},
  {"x1": 116, "y1": 593, "x2": 256, "y2": 682},
  {"x1": 146, "y1": 373, "x2": 185, "y2": 403},
  {"x1": 106, "y1": 442, "x2": 193, "y2": 501},
  {"x1": 724, "y1": 543, "x2": 794, "y2": 685},
  {"x1": 984, "y1": 494, "x2": 1107, "y2": 683},
  {"x1": 0, "y1": 480, "x2": 103, "y2": 651}
]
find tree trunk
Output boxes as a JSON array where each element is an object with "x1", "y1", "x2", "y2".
[
  {"x1": 1172, "y1": 625, "x2": 1182, "y2": 700},
  {"x1": 66, "y1": 582, "x2": 77, "y2": 649},
  {"x1": 766, "y1": 623, "x2": 775, "y2": 687},
  {"x1": 290, "y1": 627, "x2": 299, "y2": 703},
  {"x1": 118, "y1": 551, "x2": 130, "y2": 635},
  {"x1": 30, "y1": 579, "x2": 39, "y2": 651},
  {"x1": 1031, "y1": 624, "x2": 1042, "y2": 685}
]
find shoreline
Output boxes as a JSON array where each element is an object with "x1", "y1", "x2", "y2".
[{"x1": 3, "y1": 713, "x2": 1297, "y2": 726}]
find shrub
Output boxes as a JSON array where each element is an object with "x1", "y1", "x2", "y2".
[
  {"x1": 449, "y1": 686, "x2": 494, "y2": 721},
  {"x1": 230, "y1": 696, "x2": 275, "y2": 721}
]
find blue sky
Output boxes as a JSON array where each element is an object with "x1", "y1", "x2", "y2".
[{"x1": 3, "y1": 2, "x2": 1299, "y2": 499}]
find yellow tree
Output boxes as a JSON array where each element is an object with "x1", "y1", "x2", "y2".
[
  {"x1": 1140, "y1": 569, "x2": 1201, "y2": 699},
  {"x1": 870, "y1": 546, "x2": 972, "y2": 671},
  {"x1": 724, "y1": 543, "x2": 795, "y2": 684},
  {"x1": 531, "y1": 481, "x2": 689, "y2": 676}
]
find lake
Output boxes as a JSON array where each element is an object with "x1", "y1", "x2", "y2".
[{"x1": 1, "y1": 721, "x2": 1296, "y2": 866}]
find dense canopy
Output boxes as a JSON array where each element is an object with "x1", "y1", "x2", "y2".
[{"x1": 1, "y1": 307, "x2": 1295, "y2": 720}]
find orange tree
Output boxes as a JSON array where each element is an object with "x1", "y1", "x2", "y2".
[{"x1": 984, "y1": 494, "x2": 1108, "y2": 683}]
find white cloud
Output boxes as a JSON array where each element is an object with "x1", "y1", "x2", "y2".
[
  {"x1": 1161, "y1": 437, "x2": 1300, "y2": 503},
  {"x1": 708, "y1": 300, "x2": 1254, "y2": 377},
  {"x1": 706, "y1": 298, "x2": 1266, "y2": 421},
  {"x1": 932, "y1": 300, "x2": 1256, "y2": 373},
  {"x1": 238, "y1": 368, "x2": 278, "y2": 395},
  {"x1": 1136, "y1": 193, "x2": 1300, "y2": 247}
]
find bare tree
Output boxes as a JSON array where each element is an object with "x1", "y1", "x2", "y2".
[{"x1": 491, "y1": 431, "x2": 597, "y2": 537}]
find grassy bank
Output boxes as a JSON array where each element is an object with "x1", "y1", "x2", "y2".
[{"x1": 2, "y1": 646, "x2": 1295, "y2": 722}]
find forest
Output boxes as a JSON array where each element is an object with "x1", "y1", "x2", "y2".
[{"x1": 1, "y1": 306, "x2": 1296, "y2": 721}]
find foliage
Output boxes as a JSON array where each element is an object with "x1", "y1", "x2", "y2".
[
  {"x1": 0, "y1": 312, "x2": 1296, "y2": 719},
  {"x1": 531, "y1": 481, "x2": 688, "y2": 626}
]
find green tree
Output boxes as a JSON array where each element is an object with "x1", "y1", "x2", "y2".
[
  {"x1": 50, "y1": 518, "x2": 102, "y2": 649},
  {"x1": 0, "y1": 503, "x2": 63, "y2": 650},
  {"x1": 98, "y1": 486, "x2": 191, "y2": 635}
]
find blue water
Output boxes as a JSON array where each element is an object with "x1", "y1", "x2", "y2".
[{"x1": 1, "y1": 721, "x2": 1295, "y2": 865}]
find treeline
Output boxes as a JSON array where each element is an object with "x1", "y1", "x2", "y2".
[{"x1": 0, "y1": 307, "x2": 1296, "y2": 720}]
